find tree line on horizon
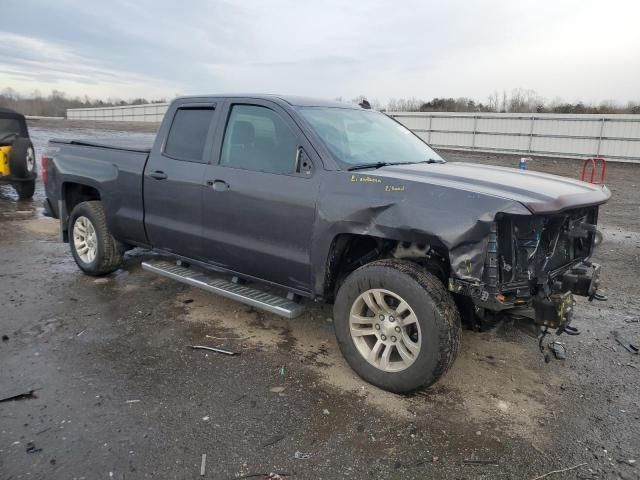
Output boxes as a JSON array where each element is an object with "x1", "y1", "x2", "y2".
[
  {"x1": 359, "y1": 89, "x2": 640, "y2": 114},
  {"x1": 0, "y1": 88, "x2": 167, "y2": 118},
  {"x1": 1, "y1": 87, "x2": 639, "y2": 117}
]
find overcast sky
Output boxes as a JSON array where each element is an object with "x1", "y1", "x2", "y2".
[{"x1": 1, "y1": 0, "x2": 639, "y2": 104}]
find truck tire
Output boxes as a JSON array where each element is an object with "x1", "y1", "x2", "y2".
[
  {"x1": 12, "y1": 180, "x2": 36, "y2": 199},
  {"x1": 9, "y1": 137, "x2": 35, "y2": 178},
  {"x1": 68, "y1": 201, "x2": 124, "y2": 276},
  {"x1": 333, "y1": 259, "x2": 461, "y2": 393}
]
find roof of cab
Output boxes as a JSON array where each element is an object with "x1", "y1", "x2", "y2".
[
  {"x1": 175, "y1": 94, "x2": 359, "y2": 109},
  {"x1": 0, "y1": 108, "x2": 26, "y2": 120}
]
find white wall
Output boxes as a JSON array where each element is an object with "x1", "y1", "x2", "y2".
[
  {"x1": 389, "y1": 112, "x2": 640, "y2": 162},
  {"x1": 67, "y1": 103, "x2": 169, "y2": 123}
]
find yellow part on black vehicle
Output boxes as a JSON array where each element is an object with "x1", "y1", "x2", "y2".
[
  {"x1": 0, "y1": 107, "x2": 36, "y2": 199},
  {"x1": 0, "y1": 145, "x2": 11, "y2": 177}
]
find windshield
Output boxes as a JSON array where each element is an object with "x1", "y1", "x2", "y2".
[{"x1": 298, "y1": 107, "x2": 443, "y2": 169}]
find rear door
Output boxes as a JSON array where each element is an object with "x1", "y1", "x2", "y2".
[
  {"x1": 201, "y1": 98, "x2": 322, "y2": 292},
  {"x1": 143, "y1": 101, "x2": 218, "y2": 259}
]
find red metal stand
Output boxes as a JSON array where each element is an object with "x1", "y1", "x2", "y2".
[{"x1": 580, "y1": 157, "x2": 607, "y2": 184}]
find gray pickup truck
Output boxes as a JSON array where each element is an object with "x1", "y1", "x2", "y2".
[{"x1": 43, "y1": 94, "x2": 611, "y2": 393}]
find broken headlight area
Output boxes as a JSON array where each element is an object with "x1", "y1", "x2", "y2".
[{"x1": 449, "y1": 206, "x2": 605, "y2": 333}]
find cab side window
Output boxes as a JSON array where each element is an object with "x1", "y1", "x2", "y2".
[
  {"x1": 220, "y1": 105, "x2": 298, "y2": 175},
  {"x1": 164, "y1": 107, "x2": 214, "y2": 163}
]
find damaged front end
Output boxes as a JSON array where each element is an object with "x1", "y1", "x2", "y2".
[{"x1": 450, "y1": 206, "x2": 605, "y2": 336}]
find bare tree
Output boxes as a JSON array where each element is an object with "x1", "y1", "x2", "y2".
[
  {"x1": 487, "y1": 91, "x2": 500, "y2": 112},
  {"x1": 0, "y1": 89, "x2": 167, "y2": 117}
]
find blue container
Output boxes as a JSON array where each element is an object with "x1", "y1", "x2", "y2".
[{"x1": 518, "y1": 158, "x2": 528, "y2": 170}]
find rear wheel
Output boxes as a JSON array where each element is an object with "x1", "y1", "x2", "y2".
[
  {"x1": 9, "y1": 138, "x2": 35, "y2": 178},
  {"x1": 334, "y1": 259, "x2": 461, "y2": 393},
  {"x1": 68, "y1": 201, "x2": 124, "y2": 276},
  {"x1": 12, "y1": 180, "x2": 35, "y2": 199}
]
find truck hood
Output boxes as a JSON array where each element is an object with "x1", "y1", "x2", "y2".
[{"x1": 376, "y1": 162, "x2": 611, "y2": 214}]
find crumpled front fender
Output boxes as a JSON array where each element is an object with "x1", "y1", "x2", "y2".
[{"x1": 312, "y1": 171, "x2": 531, "y2": 296}]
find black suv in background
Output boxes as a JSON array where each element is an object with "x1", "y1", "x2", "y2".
[{"x1": 0, "y1": 108, "x2": 36, "y2": 199}]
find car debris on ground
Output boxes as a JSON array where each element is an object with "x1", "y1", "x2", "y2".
[
  {"x1": 238, "y1": 472, "x2": 290, "y2": 479},
  {"x1": 25, "y1": 441, "x2": 42, "y2": 454},
  {"x1": 612, "y1": 331, "x2": 639, "y2": 354},
  {"x1": 548, "y1": 341, "x2": 567, "y2": 360},
  {"x1": 200, "y1": 454, "x2": 206, "y2": 476},
  {"x1": 530, "y1": 462, "x2": 588, "y2": 480},
  {"x1": 463, "y1": 459, "x2": 498, "y2": 465},
  {"x1": 0, "y1": 389, "x2": 36, "y2": 403},
  {"x1": 189, "y1": 345, "x2": 238, "y2": 356},
  {"x1": 260, "y1": 434, "x2": 285, "y2": 448}
]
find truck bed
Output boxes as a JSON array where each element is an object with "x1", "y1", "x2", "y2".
[
  {"x1": 50, "y1": 137, "x2": 153, "y2": 153},
  {"x1": 45, "y1": 137, "x2": 151, "y2": 247}
]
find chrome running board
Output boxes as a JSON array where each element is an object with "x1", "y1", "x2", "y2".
[{"x1": 141, "y1": 260, "x2": 305, "y2": 319}]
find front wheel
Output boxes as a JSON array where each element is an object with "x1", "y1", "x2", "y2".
[
  {"x1": 333, "y1": 259, "x2": 461, "y2": 393},
  {"x1": 68, "y1": 201, "x2": 124, "y2": 276}
]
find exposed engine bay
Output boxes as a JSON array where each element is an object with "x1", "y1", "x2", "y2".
[
  {"x1": 447, "y1": 206, "x2": 606, "y2": 360},
  {"x1": 493, "y1": 207, "x2": 603, "y2": 318}
]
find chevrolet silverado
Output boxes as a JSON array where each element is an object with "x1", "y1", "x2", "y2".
[{"x1": 42, "y1": 95, "x2": 611, "y2": 393}]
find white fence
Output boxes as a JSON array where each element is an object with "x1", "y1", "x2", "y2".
[
  {"x1": 65, "y1": 104, "x2": 640, "y2": 161},
  {"x1": 67, "y1": 103, "x2": 169, "y2": 123},
  {"x1": 389, "y1": 112, "x2": 640, "y2": 162}
]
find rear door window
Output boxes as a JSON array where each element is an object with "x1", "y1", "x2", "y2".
[{"x1": 164, "y1": 107, "x2": 215, "y2": 162}]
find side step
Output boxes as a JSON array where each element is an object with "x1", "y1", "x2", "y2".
[{"x1": 141, "y1": 260, "x2": 306, "y2": 319}]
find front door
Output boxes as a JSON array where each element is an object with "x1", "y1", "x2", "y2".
[{"x1": 201, "y1": 100, "x2": 321, "y2": 292}]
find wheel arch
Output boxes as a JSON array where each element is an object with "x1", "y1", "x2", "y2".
[
  {"x1": 60, "y1": 181, "x2": 102, "y2": 242},
  {"x1": 319, "y1": 232, "x2": 452, "y2": 302}
]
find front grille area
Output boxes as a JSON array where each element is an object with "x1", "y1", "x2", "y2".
[{"x1": 495, "y1": 206, "x2": 598, "y2": 287}]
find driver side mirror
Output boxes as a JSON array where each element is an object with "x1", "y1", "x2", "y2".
[{"x1": 294, "y1": 147, "x2": 313, "y2": 176}]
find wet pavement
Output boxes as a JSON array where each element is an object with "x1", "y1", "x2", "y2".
[{"x1": 0, "y1": 123, "x2": 638, "y2": 479}]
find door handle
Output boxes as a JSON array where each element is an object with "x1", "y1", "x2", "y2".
[
  {"x1": 207, "y1": 179, "x2": 229, "y2": 192},
  {"x1": 149, "y1": 170, "x2": 168, "y2": 180}
]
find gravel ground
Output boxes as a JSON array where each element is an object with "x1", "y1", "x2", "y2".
[{"x1": 0, "y1": 122, "x2": 638, "y2": 479}]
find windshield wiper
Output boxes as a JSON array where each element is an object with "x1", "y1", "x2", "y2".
[
  {"x1": 347, "y1": 161, "x2": 394, "y2": 171},
  {"x1": 347, "y1": 159, "x2": 441, "y2": 171}
]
